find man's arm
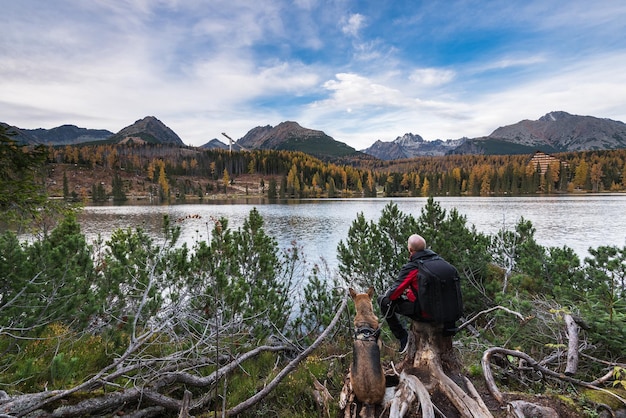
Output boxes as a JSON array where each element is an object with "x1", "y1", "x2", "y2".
[{"x1": 385, "y1": 264, "x2": 418, "y2": 301}]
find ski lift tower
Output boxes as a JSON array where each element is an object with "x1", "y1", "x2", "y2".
[
  {"x1": 222, "y1": 132, "x2": 234, "y2": 153},
  {"x1": 221, "y1": 133, "x2": 248, "y2": 152}
]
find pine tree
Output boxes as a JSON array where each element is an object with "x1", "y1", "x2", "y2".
[
  {"x1": 111, "y1": 172, "x2": 127, "y2": 203},
  {"x1": 0, "y1": 125, "x2": 48, "y2": 222},
  {"x1": 63, "y1": 172, "x2": 70, "y2": 200},
  {"x1": 267, "y1": 178, "x2": 278, "y2": 199}
]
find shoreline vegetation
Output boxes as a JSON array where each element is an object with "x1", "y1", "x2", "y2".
[
  {"x1": 41, "y1": 143, "x2": 626, "y2": 205},
  {"x1": 1, "y1": 198, "x2": 625, "y2": 417}
]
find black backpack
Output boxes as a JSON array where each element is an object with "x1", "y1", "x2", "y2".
[{"x1": 415, "y1": 255, "x2": 463, "y2": 323}]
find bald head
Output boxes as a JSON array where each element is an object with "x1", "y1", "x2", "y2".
[{"x1": 408, "y1": 234, "x2": 426, "y2": 253}]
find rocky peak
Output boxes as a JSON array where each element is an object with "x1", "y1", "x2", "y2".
[
  {"x1": 538, "y1": 111, "x2": 575, "y2": 122},
  {"x1": 394, "y1": 133, "x2": 424, "y2": 146},
  {"x1": 112, "y1": 116, "x2": 184, "y2": 145},
  {"x1": 362, "y1": 132, "x2": 459, "y2": 160},
  {"x1": 488, "y1": 111, "x2": 626, "y2": 152},
  {"x1": 237, "y1": 121, "x2": 327, "y2": 149}
]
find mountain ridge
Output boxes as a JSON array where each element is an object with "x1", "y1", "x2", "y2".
[
  {"x1": 4, "y1": 111, "x2": 626, "y2": 159},
  {"x1": 109, "y1": 116, "x2": 184, "y2": 145},
  {"x1": 362, "y1": 111, "x2": 626, "y2": 159},
  {"x1": 235, "y1": 121, "x2": 359, "y2": 159},
  {"x1": 0, "y1": 122, "x2": 113, "y2": 145}
]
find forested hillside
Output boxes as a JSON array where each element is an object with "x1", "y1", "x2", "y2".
[{"x1": 45, "y1": 142, "x2": 626, "y2": 203}]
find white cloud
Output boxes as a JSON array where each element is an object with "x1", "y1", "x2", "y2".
[
  {"x1": 409, "y1": 68, "x2": 456, "y2": 87},
  {"x1": 319, "y1": 73, "x2": 410, "y2": 109},
  {"x1": 473, "y1": 51, "x2": 626, "y2": 127},
  {"x1": 341, "y1": 13, "x2": 366, "y2": 37}
]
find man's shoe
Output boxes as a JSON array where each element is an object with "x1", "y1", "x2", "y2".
[{"x1": 398, "y1": 335, "x2": 409, "y2": 354}]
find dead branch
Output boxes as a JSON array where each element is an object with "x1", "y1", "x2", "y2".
[
  {"x1": 581, "y1": 352, "x2": 626, "y2": 369},
  {"x1": 312, "y1": 376, "x2": 334, "y2": 418},
  {"x1": 458, "y1": 305, "x2": 528, "y2": 332},
  {"x1": 482, "y1": 347, "x2": 626, "y2": 407},
  {"x1": 178, "y1": 390, "x2": 192, "y2": 418},
  {"x1": 225, "y1": 291, "x2": 349, "y2": 416},
  {"x1": 1, "y1": 252, "x2": 310, "y2": 418},
  {"x1": 564, "y1": 313, "x2": 579, "y2": 376},
  {"x1": 590, "y1": 369, "x2": 618, "y2": 387}
]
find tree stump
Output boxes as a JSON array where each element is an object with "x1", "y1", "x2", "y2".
[
  {"x1": 397, "y1": 321, "x2": 493, "y2": 418},
  {"x1": 341, "y1": 320, "x2": 494, "y2": 418}
]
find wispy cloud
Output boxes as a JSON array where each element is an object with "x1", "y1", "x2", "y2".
[
  {"x1": 409, "y1": 68, "x2": 456, "y2": 87},
  {"x1": 341, "y1": 13, "x2": 366, "y2": 37}
]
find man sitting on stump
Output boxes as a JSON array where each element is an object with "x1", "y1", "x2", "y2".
[{"x1": 378, "y1": 234, "x2": 462, "y2": 353}]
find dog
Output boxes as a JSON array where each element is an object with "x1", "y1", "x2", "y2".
[{"x1": 348, "y1": 287, "x2": 386, "y2": 406}]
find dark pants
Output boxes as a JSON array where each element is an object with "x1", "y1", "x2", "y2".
[{"x1": 377, "y1": 295, "x2": 419, "y2": 340}]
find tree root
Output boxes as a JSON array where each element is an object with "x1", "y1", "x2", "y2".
[{"x1": 387, "y1": 371, "x2": 434, "y2": 418}]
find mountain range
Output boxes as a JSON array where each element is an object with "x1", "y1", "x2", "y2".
[
  {"x1": 362, "y1": 111, "x2": 626, "y2": 159},
  {"x1": 4, "y1": 111, "x2": 626, "y2": 160}
]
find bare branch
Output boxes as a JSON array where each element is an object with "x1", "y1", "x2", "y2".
[
  {"x1": 563, "y1": 314, "x2": 579, "y2": 376},
  {"x1": 225, "y1": 290, "x2": 349, "y2": 416},
  {"x1": 482, "y1": 347, "x2": 626, "y2": 407},
  {"x1": 458, "y1": 305, "x2": 528, "y2": 332}
]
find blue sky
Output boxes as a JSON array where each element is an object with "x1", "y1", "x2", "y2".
[{"x1": 2, "y1": 0, "x2": 626, "y2": 150}]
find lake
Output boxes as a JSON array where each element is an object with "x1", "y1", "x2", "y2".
[{"x1": 77, "y1": 194, "x2": 626, "y2": 269}]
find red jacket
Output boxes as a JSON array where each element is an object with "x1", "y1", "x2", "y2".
[{"x1": 384, "y1": 249, "x2": 438, "y2": 302}]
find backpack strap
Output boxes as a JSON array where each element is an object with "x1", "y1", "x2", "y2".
[{"x1": 410, "y1": 253, "x2": 441, "y2": 293}]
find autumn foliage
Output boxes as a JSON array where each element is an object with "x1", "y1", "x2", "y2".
[{"x1": 43, "y1": 142, "x2": 626, "y2": 202}]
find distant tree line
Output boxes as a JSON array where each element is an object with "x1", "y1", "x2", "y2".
[{"x1": 43, "y1": 142, "x2": 626, "y2": 201}]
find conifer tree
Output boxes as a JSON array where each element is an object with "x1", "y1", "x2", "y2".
[
  {"x1": 0, "y1": 125, "x2": 48, "y2": 222},
  {"x1": 111, "y1": 172, "x2": 127, "y2": 203},
  {"x1": 267, "y1": 178, "x2": 278, "y2": 199}
]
